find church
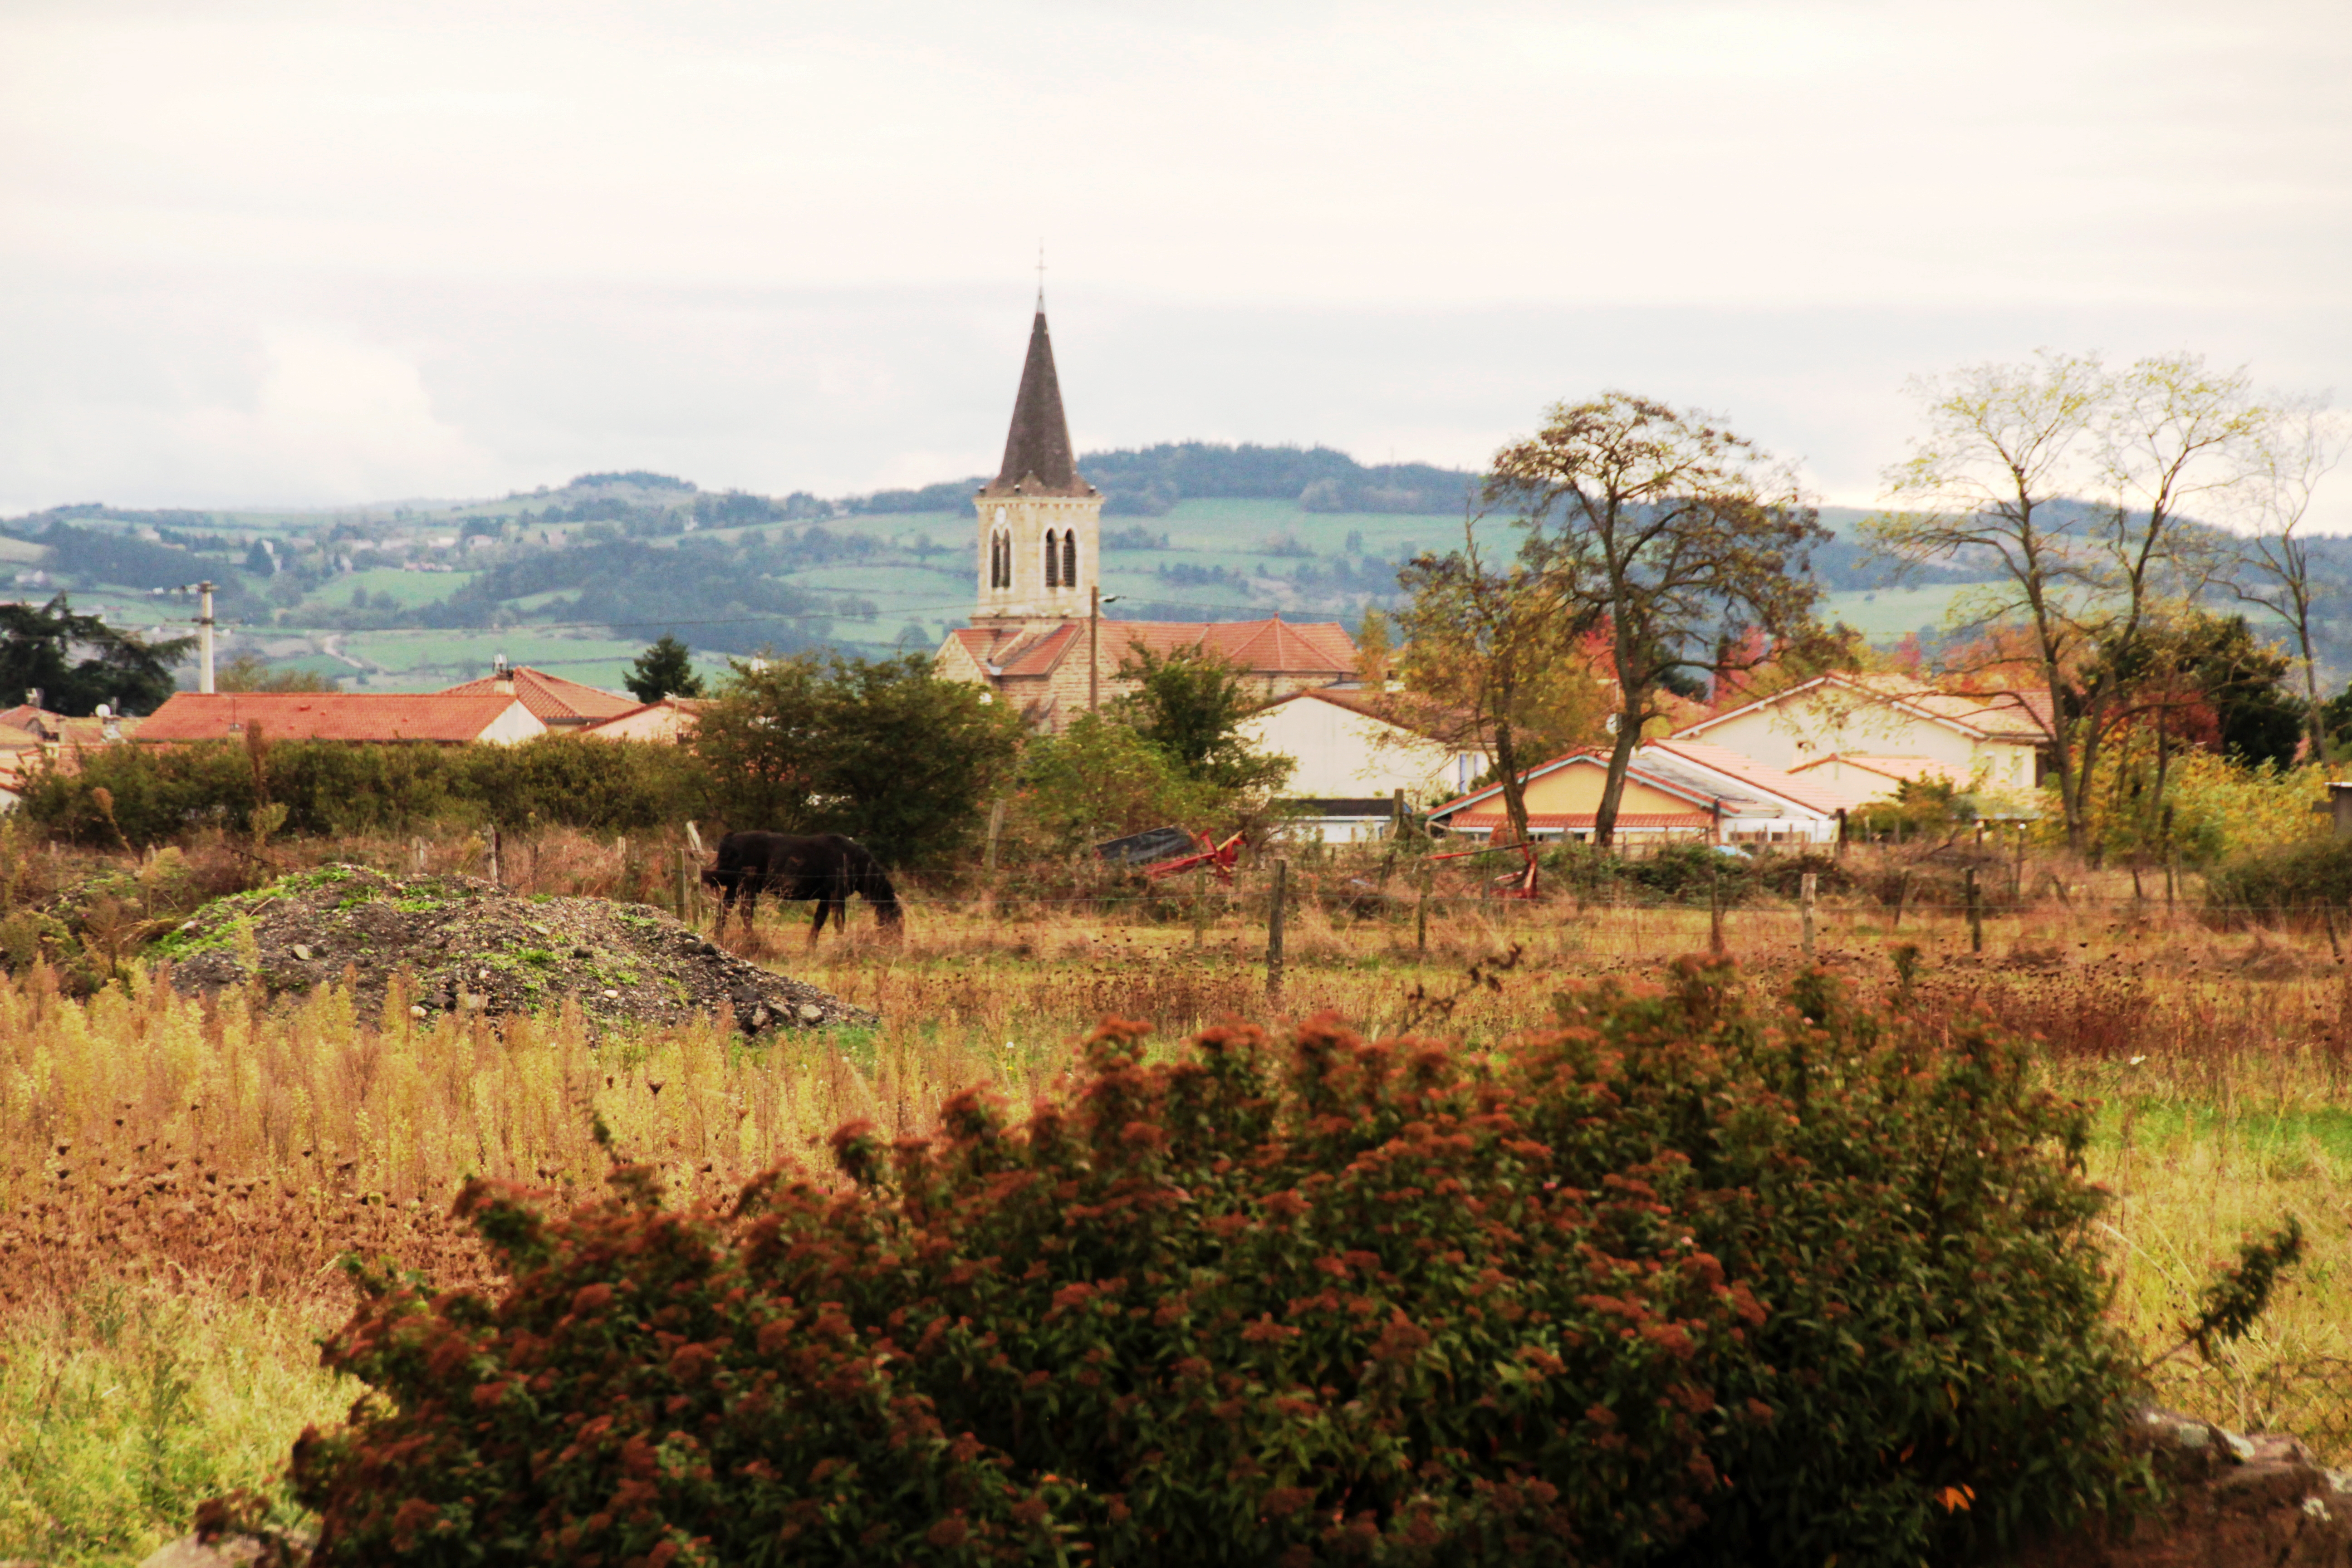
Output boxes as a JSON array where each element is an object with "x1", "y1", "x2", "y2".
[{"x1": 933, "y1": 303, "x2": 1359, "y2": 731}]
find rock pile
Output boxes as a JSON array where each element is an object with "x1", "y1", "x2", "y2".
[
  {"x1": 158, "y1": 864, "x2": 872, "y2": 1034},
  {"x1": 2006, "y1": 1407, "x2": 2352, "y2": 1567}
]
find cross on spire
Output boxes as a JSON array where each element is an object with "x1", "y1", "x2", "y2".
[{"x1": 1035, "y1": 240, "x2": 1046, "y2": 306}]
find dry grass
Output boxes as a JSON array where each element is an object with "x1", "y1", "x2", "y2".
[{"x1": 5, "y1": 841, "x2": 2352, "y2": 1560}]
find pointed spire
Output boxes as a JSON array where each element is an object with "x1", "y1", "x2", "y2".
[{"x1": 984, "y1": 308, "x2": 1092, "y2": 498}]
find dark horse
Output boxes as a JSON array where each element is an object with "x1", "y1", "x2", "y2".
[{"x1": 701, "y1": 831, "x2": 903, "y2": 946}]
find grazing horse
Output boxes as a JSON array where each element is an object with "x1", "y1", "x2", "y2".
[{"x1": 702, "y1": 831, "x2": 903, "y2": 946}]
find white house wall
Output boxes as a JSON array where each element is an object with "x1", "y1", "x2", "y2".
[
  {"x1": 1237, "y1": 698, "x2": 1486, "y2": 800},
  {"x1": 1692, "y1": 698, "x2": 2034, "y2": 793}
]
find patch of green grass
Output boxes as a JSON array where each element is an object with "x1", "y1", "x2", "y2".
[
  {"x1": 2093, "y1": 1098, "x2": 2352, "y2": 1164},
  {"x1": 389, "y1": 897, "x2": 443, "y2": 914},
  {"x1": 0, "y1": 1285, "x2": 348, "y2": 1567}
]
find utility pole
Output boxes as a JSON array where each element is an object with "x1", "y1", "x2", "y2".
[{"x1": 1087, "y1": 588, "x2": 1123, "y2": 711}]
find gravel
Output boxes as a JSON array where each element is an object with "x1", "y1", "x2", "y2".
[{"x1": 158, "y1": 864, "x2": 874, "y2": 1033}]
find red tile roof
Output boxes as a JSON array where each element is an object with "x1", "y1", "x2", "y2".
[
  {"x1": 437, "y1": 666, "x2": 637, "y2": 724},
  {"x1": 956, "y1": 617, "x2": 1357, "y2": 680},
  {"x1": 137, "y1": 691, "x2": 534, "y2": 744}
]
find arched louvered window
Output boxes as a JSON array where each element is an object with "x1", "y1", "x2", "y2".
[
  {"x1": 1062, "y1": 530, "x2": 1078, "y2": 590},
  {"x1": 989, "y1": 531, "x2": 1009, "y2": 588},
  {"x1": 1043, "y1": 530, "x2": 1061, "y2": 588}
]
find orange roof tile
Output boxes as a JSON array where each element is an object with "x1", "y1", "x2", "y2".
[
  {"x1": 438, "y1": 666, "x2": 637, "y2": 724},
  {"x1": 138, "y1": 692, "x2": 535, "y2": 744}
]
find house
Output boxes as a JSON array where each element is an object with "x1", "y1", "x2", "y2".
[
  {"x1": 0, "y1": 703, "x2": 142, "y2": 808},
  {"x1": 1236, "y1": 688, "x2": 1490, "y2": 843},
  {"x1": 1426, "y1": 738, "x2": 1869, "y2": 847},
  {"x1": 136, "y1": 691, "x2": 546, "y2": 745},
  {"x1": 933, "y1": 301, "x2": 1358, "y2": 730},
  {"x1": 436, "y1": 664, "x2": 640, "y2": 728},
  {"x1": 580, "y1": 697, "x2": 708, "y2": 743},
  {"x1": 1671, "y1": 673, "x2": 2051, "y2": 800}
]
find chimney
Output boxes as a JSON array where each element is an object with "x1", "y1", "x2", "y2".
[{"x1": 493, "y1": 653, "x2": 514, "y2": 693}]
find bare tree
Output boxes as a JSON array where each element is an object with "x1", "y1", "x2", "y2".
[
  {"x1": 2231, "y1": 394, "x2": 2350, "y2": 764},
  {"x1": 1492, "y1": 392, "x2": 1828, "y2": 848},
  {"x1": 1870, "y1": 351, "x2": 2266, "y2": 854}
]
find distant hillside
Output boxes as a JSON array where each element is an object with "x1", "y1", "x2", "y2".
[{"x1": 843, "y1": 442, "x2": 1480, "y2": 520}]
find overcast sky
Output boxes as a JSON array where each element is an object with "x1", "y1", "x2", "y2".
[{"x1": 3, "y1": 0, "x2": 2347, "y2": 523}]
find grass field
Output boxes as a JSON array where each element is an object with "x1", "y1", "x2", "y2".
[{"x1": 2, "y1": 831, "x2": 2348, "y2": 1563}]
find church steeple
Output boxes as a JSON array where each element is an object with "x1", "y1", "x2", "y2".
[
  {"x1": 983, "y1": 309, "x2": 1093, "y2": 499},
  {"x1": 974, "y1": 303, "x2": 1102, "y2": 622}
]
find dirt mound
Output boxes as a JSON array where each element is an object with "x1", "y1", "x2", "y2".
[{"x1": 157, "y1": 865, "x2": 873, "y2": 1034}]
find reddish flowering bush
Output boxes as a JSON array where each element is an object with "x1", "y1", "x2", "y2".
[{"x1": 289, "y1": 963, "x2": 2137, "y2": 1566}]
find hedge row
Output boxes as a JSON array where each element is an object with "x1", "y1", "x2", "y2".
[{"x1": 19, "y1": 735, "x2": 710, "y2": 843}]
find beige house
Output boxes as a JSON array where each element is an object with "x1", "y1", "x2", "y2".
[
  {"x1": 1237, "y1": 689, "x2": 1490, "y2": 842},
  {"x1": 1427, "y1": 738, "x2": 1868, "y2": 847},
  {"x1": 1671, "y1": 674, "x2": 2051, "y2": 801},
  {"x1": 581, "y1": 697, "x2": 708, "y2": 743}
]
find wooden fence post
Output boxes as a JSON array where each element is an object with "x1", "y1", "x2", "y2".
[
  {"x1": 487, "y1": 825, "x2": 502, "y2": 888},
  {"x1": 1193, "y1": 863, "x2": 1208, "y2": 951},
  {"x1": 679, "y1": 848, "x2": 693, "y2": 925},
  {"x1": 1415, "y1": 859, "x2": 1431, "y2": 958},
  {"x1": 1709, "y1": 859, "x2": 1725, "y2": 958},
  {"x1": 984, "y1": 799, "x2": 1005, "y2": 872},
  {"x1": 1800, "y1": 871, "x2": 1817, "y2": 960},
  {"x1": 1266, "y1": 858, "x2": 1288, "y2": 998},
  {"x1": 1967, "y1": 865, "x2": 1984, "y2": 954},
  {"x1": 412, "y1": 836, "x2": 427, "y2": 875}
]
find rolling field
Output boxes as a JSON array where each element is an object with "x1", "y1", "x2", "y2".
[{"x1": 2, "y1": 828, "x2": 2348, "y2": 1562}]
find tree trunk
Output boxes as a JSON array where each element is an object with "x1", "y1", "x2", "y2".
[
  {"x1": 1592, "y1": 695, "x2": 1643, "y2": 850},
  {"x1": 1492, "y1": 719, "x2": 1532, "y2": 847}
]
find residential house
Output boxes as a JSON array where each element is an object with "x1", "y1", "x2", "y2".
[
  {"x1": 0, "y1": 703, "x2": 142, "y2": 809},
  {"x1": 580, "y1": 697, "x2": 708, "y2": 743},
  {"x1": 437, "y1": 664, "x2": 640, "y2": 728},
  {"x1": 1426, "y1": 738, "x2": 1869, "y2": 848},
  {"x1": 137, "y1": 691, "x2": 547, "y2": 745},
  {"x1": 1236, "y1": 688, "x2": 1490, "y2": 843},
  {"x1": 1671, "y1": 673, "x2": 2052, "y2": 800}
]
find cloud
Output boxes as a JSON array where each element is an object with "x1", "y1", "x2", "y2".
[{"x1": 167, "y1": 330, "x2": 490, "y2": 504}]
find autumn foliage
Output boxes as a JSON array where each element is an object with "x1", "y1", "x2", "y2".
[{"x1": 289, "y1": 966, "x2": 2140, "y2": 1567}]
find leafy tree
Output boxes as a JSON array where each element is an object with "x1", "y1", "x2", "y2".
[
  {"x1": 1492, "y1": 392, "x2": 1830, "y2": 847},
  {"x1": 1111, "y1": 646, "x2": 1290, "y2": 795},
  {"x1": 1010, "y1": 711, "x2": 1231, "y2": 853},
  {"x1": 694, "y1": 652, "x2": 1020, "y2": 866},
  {"x1": 215, "y1": 653, "x2": 338, "y2": 693},
  {"x1": 624, "y1": 634, "x2": 705, "y2": 702},
  {"x1": 1396, "y1": 520, "x2": 1594, "y2": 844},
  {"x1": 0, "y1": 595, "x2": 193, "y2": 716}
]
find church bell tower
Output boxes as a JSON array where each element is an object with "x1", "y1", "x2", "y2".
[{"x1": 974, "y1": 304, "x2": 1101, "y2": 623}]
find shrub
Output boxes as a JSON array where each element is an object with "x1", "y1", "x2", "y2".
[
  {"x1": 2203, "y1": 835, "x2": 2352, "y2": 927},
  {"x1": 289, "y1": 969, "x2": 2140, "y2": 1567},
  {"x1": 19, "y1": 736, "x2": 707, "y2": 844}
]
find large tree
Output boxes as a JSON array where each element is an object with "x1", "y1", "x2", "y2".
[
  {"x1": 1491, "y1": 392, "x2": 1830, "y2": 848},
  {"x1": 1869, "y1": 351, "x2": 2269, "y2": 854},
  {"x1": 0, "y1": 595, "x2": 194, "y2": 716},
  {"x1": 692, "y1": 652, "x2": 1021, "y2": 866}
]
